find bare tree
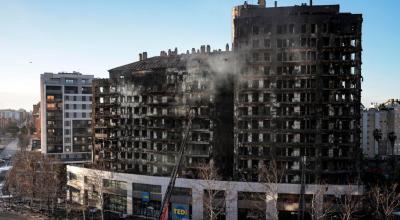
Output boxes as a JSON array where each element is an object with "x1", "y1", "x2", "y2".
[
  {"x1": 334, "y1": 187, "x2": 363, "y2": 220},
  {"x1": 17, "y1": 126, "x2": 30, "y2": 151},
  {"x1": 310, "y1": 184, "x2": 334, "y2": 220},
  {"x1": 5, "y1": 151, "x2": 38, "y2": 204},
  {"x1": 198, "y1": 160, "x2": 226, "y2": 220},
  {"x1": 35, "y1": 155, "x2": 61, "y2": 214},
  {"x1": 5, "y1": 151, "x2": 62, "y2": 214},
  {"x1": 239, "y1": 160, "x2": 286, "y2": 220},
  {"x1": 369, "y1": 183, "x2": 400, "y2": 220},
  {"x1": 83, "y1": 165, "x2": 110, "y2": 220},
  {"x1": 258, "y1": 160, "x2": 286, "y2": 220}
]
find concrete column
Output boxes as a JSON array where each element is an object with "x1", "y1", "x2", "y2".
[
  {"x1": 266, "y1": 184, "x2": 278, "y2": 220},
  {"x1": 161, "y1": 185, "x2": 168, "y2": 202},
  {"x1": 80, "y1": 174, "x2": 86, "y2": 205},
  {"x1": 192, "y1": 186, "x2": 204, "y2": 220},
  {"x1": 225, "y1": 190, "x2": 238, "y2": 220},
  {"x1": 127, "y1": 182, "x2": 133, "y2": 215}
]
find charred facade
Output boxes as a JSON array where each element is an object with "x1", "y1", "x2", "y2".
[
  {"x1": 92, "y1": 51, "x2": 234, "y2": 178},
  {"x1": 92, "y1": 2, "x2": 363, "y2": 184},
  {"x1": 233, "y1": 3, "x2": 363, "y2": 183}
]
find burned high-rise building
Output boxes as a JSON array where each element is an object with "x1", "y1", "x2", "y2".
[
  {"x1": 92, "y1": 49, "x2": 234, "y2": 178},
  {"x1": 91, "y1": 2, "x2": 362, "y2": 184},
  {"x1": 232, "y1": 2, "x2": 363, "y2": 183},
  {"x1": 67, "y1": 2, "x2": 365, "y2": 219}
]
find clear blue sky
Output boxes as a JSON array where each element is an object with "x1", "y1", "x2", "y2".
[{"x1": 0, "y1": 0, "x2": 399, "y2": 110}]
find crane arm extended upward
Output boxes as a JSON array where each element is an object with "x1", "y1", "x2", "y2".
[{"x1": 159, "y1": 109, "x2": 194, "y2": 220}]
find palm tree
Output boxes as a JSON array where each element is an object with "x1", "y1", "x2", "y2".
[
  {"x1": 388, "y1": 132, "x2": 398, "y2": 179},
  {"x1": 388, "y1": 132, "x2": 397, "y2": 156},
  {"x1": 373, "y1": 129, "x2": 383, "y2": 155}
]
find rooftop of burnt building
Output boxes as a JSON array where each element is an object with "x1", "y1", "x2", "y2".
[
  {"x1": 109, "y1": 55, "x2": 185, "y2": 74},
  {"x1": 108, "y1": 45, "x2": 232, "y2": 77},
  {"x1": 234, "y1": 1, "x2": 361, "y2": 17}
]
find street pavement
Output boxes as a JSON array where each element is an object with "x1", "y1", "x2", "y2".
[
  {"x1": 0, "y1": 212, "x2": 47, "y2": 220},
  {"x1": 0, "y1": 138, "x2": 18, "y2": 198},
  {"x1": 0, "y1": 213, "x2": 33, "y2": 220},
  {"x1": 0, "y1": 138, "x2": 19, "y2": 160}
]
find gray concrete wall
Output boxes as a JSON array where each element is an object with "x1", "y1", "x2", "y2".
[{"x1": 67, "y1": 166, "x2": 364, "y2": 220}]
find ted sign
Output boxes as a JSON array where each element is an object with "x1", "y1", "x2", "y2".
[{"x1": 171, "y1": 203, "x2": 190, "y2": 220}]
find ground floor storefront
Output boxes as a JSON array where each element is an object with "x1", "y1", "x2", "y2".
[{"x1": 67, "y1": 166, "x2": 363, "y2": 220}]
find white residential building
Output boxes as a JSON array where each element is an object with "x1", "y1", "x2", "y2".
[
  {"x1": 362, "y1": 99, "x2": 400, "y2": 158},
  {"x1": 40, "y1": 72, "x2": 94, "y2": 163}
]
